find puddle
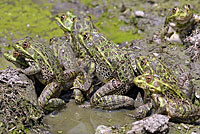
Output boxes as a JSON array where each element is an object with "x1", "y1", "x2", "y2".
[{"x1": 44, "y1": 100, "x2": 133, "y2": 134}]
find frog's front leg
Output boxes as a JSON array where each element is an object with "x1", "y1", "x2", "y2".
[
  {"x1": 127, "y1": 102, "x2": 153, "y2": 119},
  {"x1": 73, "y1": 88, "x2": 84, "y2": 104},
  {"x1": 20, "y1": 61, "x2": 41, "y2": 75},
  {"x1": 90, "y1": 79, "x2": 134, "y2": 110},
  {"x1": 72, "y1": 72, "x2": 93, "y2": 104},
  {"x1": 71, "y1": 59, "x2": 95, "y2": 104},
  {"x1": 38, "y1": 81, "x2": 65, "y2": 111}
]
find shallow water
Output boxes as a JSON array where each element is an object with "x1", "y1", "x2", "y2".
[{"x1": 44, "y1": 100, "x2": 133, "y2": 134}]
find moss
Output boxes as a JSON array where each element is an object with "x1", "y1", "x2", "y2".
[
  {"x1": 80, "y1": 0, "x2": 94, "y2": 6},
  {"x1": 0, "y1": 0, "x2": 63, "y2": 41},
  {"x1": 95, "y1": 15, "x2": 142, "y2": 43}
]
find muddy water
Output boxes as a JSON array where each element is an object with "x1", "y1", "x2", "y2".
[{"x1": 44, "y1": 100, "x2": 133, "y2": 134}]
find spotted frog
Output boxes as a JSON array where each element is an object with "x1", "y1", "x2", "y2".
[
  {"x1": 71, "y1": 16, "x2": 137, "y2": 110},
  {"x1": 154, "y1": 4, "x2": 199, "y2": 44},
  {"x1": 135, "y1": 55, "x2": 194, "y2": 100},
  {"x1": 132, "y1": 74, "x2": 200, "y2": 123},
  {"x1": 49, "y1": 36, "x2": 93, "y2": 104},
  {"x1": 12, "y1": 37, "x2": 66, "y2": 111}
]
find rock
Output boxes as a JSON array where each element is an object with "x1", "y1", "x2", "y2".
[
  {"x1": 127, "y1": 114, "x2": 169, "y2": 134},
  {"x1": 95, "y1": 125, "x2": 112, "y2": 134},
  {"x1": 135, "y1": 11, "x2": 145, "y2": 17}
]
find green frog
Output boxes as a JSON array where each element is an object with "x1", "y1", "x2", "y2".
[
  {"x1": 12, "y1": 36, "x2": 66, "y2": 111},
  {"x1": 56, "y1": 12, "x2": 101, "y2": 104},
  {"x1": 154, "y1": 4, "x2": 199, "y2": 44},
  {"x1": 49, "y1": 36, "x2": 93, "y2": 104},
  {"x1": 72, "y1": 17, "x2": 136, "y2": 110},
  {"x1": 132, "y1": 74, "x2": 200, "y2": 123},
  {"x1": 135, "y1": 55, "x2": 194, "y2": 100}
]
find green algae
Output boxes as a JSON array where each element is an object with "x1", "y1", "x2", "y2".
[
  {"x1": 0, "y1": 0, "x2": 63, "y2": 41},
  {"x1": 95, "y1": 16, "x2": 142, "y2": 43}
]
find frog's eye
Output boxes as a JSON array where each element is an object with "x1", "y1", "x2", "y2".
[
  {"x1": 13, "y1": 51, "x2": 19, "y2": 58},
  {"x1": 172, "y1": 7, "x2": 178, "y2": 14},
  {"x1": 49, "y1": 37, "x2": 56, "y2": 44},
  {"x1": 145, "y1": 75, "x2": 153, "y2": 83},
  {"x1": 184, "y1": 4, "x2": 191, "y2": 10},
  {"x1": 141, "y1": 58, "x2": 147, "y2": 66},
  {"x1": 83, "y1": 33, "x2": 90, "y2": 40},
  {"x1": 22, "y1": 41, "x2": 30, "y2": 48},
  {"x1": 61, "y1": 14, "x2": 66, "y2": 21}
]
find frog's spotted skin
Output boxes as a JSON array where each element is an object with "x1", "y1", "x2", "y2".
[
  {"x1": 155, "y1": 4, "x2": 199, "y2": 43},
  {"x1": 72, "y1": 17, "x2": 136, "y2": 110},
  {"x1": 132, "y1": 74, "x2": 200, "y2": 123},
  {"x1": 12, "y1": 37, "x2": 65, "y2": 111},
  {"x1": 49, "y1": 36, "x2": 81, "y2": 89},
  {"x1": 56, "y1": 12, "x2": 102, "y2": 104},
  {"x1": 49, "y1": 36, "x2": 93, "y2": 104}
]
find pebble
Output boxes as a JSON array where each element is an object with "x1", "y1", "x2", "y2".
[
  {"x1": 95, "y1": 125, "x2": 112, "y2": 134},
  {"x1": 135, "y1": 11, "x2": 145, "y2": 17}
]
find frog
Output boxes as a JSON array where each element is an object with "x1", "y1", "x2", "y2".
[
  {"x1": 55, "y1": 11, "x2": 97, "y2": 58},
  {"x1": 56, "y1": 12, "x2": 102, "y2": 104},
  {"x1": 71, "y1": 17, "x2": 136, "y2": 110},
  {"x1": 49, "y1": 36, "x2": 93, "y2": 104},
  {"x1": 135, "y1": 55, "x2": 194, "y2": 100},
  {"x1": 153, "y1": 4, "x2": 199, "y2": 44},
  {"x1": 131, "y1": 74, "x2": 200, "y2": 123},
  {"x1": 12, "y1": 36, "x2": 66, "y2": 111}
]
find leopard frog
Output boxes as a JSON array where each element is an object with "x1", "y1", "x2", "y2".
[
  {"x1": 72, "y1": 17, "x2": 136, "y2": 110},
  {"x1": 49, "y1": 36, "x2": 93, "y2": 104},
  {"x1": 12, "y1": 36, "x2": 65, "y2": 111},
  {"x1": 132, "y1": 74, "x2": 200, "y2": 123},
  {"x1": 135, "y1": 55, "x2": 194, "y2": 100}
]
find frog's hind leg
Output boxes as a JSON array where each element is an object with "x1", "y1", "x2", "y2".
[
  {"x1": 38, "y1": 81, "x2": 65, "y2": 111},
  {"x1": 90, "y1": 79, "x2": 134, "y2": 110}
]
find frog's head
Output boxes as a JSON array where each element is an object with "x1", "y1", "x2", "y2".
[
  {"x1": 4, "y1": 50, "x2": 29, "y2": 68},
  {"x1": 55, "y1": 11, "x2": 76, "y2": 33},
  {"x1": 72, "y1": 16, "x2": 97, "y2": 56},
  {"x1": 133, "y1": 74, "x2": 163, "y2": 93},
  {"x1": 12, "y1": 36, "x2": 35, "y2": 60},
  {"x1": 166, "y1": 4, "x2": 193, "y2": 25}
]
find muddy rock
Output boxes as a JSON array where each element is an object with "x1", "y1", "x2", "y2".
[
  {"x1": 0, "y1": 67, "x2": 47, "y2": 133},
  {"x1": 95, "y1": 125, "x2": 112, "y2": 134},
  {"x1": 0, "y1": 67, "x2": 38, "y2": 105},
  {"x1": 127, "y1": 114, "x2": 169, "y2": 134}
]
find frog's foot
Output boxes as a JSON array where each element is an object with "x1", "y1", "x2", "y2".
[
  {"x1": 72, "y1": 74, "x2": 92, "y2": 91},
  {"x1": 93, "y1": 95, "x2": 135, "y2": 110},
  {"x1": 73, "y1": 88, "x2": 85, "y2": 104},
  {"x1": 127, "y1": 103, "x2": 153, "y2": 120},
  {"x1": 44, "y1": 98, "x2": 65, "y2": 111},
  {"x1": 38, "y1": 82, "x2": 62, "y2": 110}
]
